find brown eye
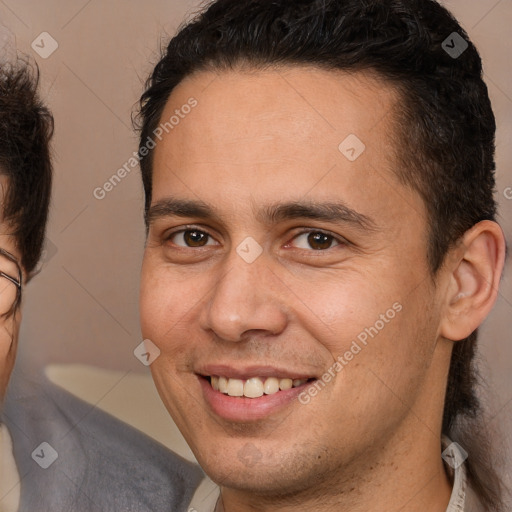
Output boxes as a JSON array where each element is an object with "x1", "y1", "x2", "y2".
[
  {"x1": 290, "y1": 231, "x2": 341, "y2": 251},
  {"x1": 184, "y1": 230, "x2": 208, "y2": 247},
  {"x1": 308, "y1": 232, "x2": 334, "y2": 250},
  {"x1": 169, "y1": 229, "x2": 215, "y2": 248}
]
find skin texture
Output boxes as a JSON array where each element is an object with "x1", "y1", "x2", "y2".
[
  {"x1": 0, "y1": 177, "x2": 23, "y2": 401},
  {"x1": 140, "y1": 66, "x2": 505, "y2": 512}
]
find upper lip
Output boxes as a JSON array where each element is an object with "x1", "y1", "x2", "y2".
[{"x1": 197, "y1": 364, "x2": 317, "y2": 381}]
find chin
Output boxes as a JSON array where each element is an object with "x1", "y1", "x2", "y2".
[
  {"x1": 0, "y1": 357, "x2": 14, "y2": 402},
  {"x1": 192, "y1": 437, "x2": 314, "y2": 495},
  {"x1": 202, "y1": 461, "x2": 287, "y2": 494}
]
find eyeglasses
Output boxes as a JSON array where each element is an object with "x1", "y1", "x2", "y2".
[{"x1": 0, "y1": 248, "x2": 21, "y2": 318}]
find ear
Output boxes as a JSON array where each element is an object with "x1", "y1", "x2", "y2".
[{"x1": 439, "y1": 220, "x2": 506, "y2": 341}]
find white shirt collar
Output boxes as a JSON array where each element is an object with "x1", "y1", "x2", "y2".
[
  {"x1": 443, "y1": 436, "x2": 468, "y2": 512},
  {"x1": 0, "y1": 423, "x2": 20, "y2": 512}
]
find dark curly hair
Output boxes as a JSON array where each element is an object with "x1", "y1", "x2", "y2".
[
  {"x1": 136, "y1": 0, "x2": 506, "y2": 508},
  {"x1": 0, "y1": 56, "x2": 53, "y2": 277}
]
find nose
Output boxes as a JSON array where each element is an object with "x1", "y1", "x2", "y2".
[{"x1": 198, "y1": 249, "x2": 288, "y2": 343}]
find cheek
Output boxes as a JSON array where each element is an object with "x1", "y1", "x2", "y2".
[
  {"x1": 140, "y1": 267, "x2": 177, "y2": 344},
  {"x1": 0, "y1": 339, "x2": 10, "y2": 383},
  {"x1": 0, "y1": 316, "x2": 19, "y2": 398},
  {"x1": 301, "y1": 270, "x2": 435, "y2": 397},
  {"x1": 333, "y1": 293, "x2": 437, "y2": 417},
  {"x1": 289, "y1": 272, "x2": 398, "y2": 357},
  {"x1": 139, "y1": 258, "x2": 204, "y2": 353}
]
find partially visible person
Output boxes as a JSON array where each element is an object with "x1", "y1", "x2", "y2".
[
  {"x1": 0, "y1": 42, "x2": 53, "y2": 511},
  {"x1": 0, "y1": 38, "x2": 202, "y2": 512},
  {"x1": 0, "y1": 49, "x2": 52, "y2": 402}
]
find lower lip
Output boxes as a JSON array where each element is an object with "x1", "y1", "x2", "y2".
[{"x1": 199, "y1": 376, "x2": 313, "y2": 422}]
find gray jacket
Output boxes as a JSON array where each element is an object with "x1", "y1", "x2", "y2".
[{"x1": 2, "y1": 370, "x2": 204, "y2": 512}]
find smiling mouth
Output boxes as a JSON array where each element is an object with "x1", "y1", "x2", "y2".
[{"x1": 205, "y1": 375, "x2": 316, "y2": 398}]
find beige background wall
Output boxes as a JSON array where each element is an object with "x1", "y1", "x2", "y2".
[{"x1": 1, "y1": 0, "x2": 511, "y2": 477}]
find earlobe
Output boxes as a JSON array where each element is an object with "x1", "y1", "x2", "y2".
[{"x1": 440, "y1": 220, "x2": 506, "y2": 341}]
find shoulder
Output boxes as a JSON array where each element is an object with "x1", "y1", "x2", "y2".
[{"x1": 2, "y1": 371, "x2": 204, "y2": 512}]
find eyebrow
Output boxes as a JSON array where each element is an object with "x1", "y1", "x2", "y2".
[{"x1": 146, "y1": 197, "x2": 377, "y2": 232}]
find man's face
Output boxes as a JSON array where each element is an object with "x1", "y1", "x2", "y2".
[
  {"x1": 140, "y1": 67, "x2": 450, "y2": 495},
  {"x1": 0, "y1": 178, "x2": 23, "y2": 400}
]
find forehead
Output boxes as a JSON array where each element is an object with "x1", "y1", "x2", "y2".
[
  {"x1": 154, "y1": 66, "x2": 398, "y2": 158},
  {"x1": 150, "y1": 66, "x2": 424, "y2": 229}
]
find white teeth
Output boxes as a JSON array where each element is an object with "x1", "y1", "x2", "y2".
[
  {"x1": 227, "y1": 378, "x2": 244, "y2": 397},
  {"x1": 244, "y1": 378, "x2": 264, "y2": 398},
  {"x1": 218, "y1": 376, "x2": 229, "y2": 394},
  {"x1": 279, "y1": 378, "x2": 293, "y2": 390},
  {"x1": 211, "y1": 375, "x2": 310, "y2": 398},
  {"x1": 263, "y1": 377, "x2": 280, "y2": 395}
]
